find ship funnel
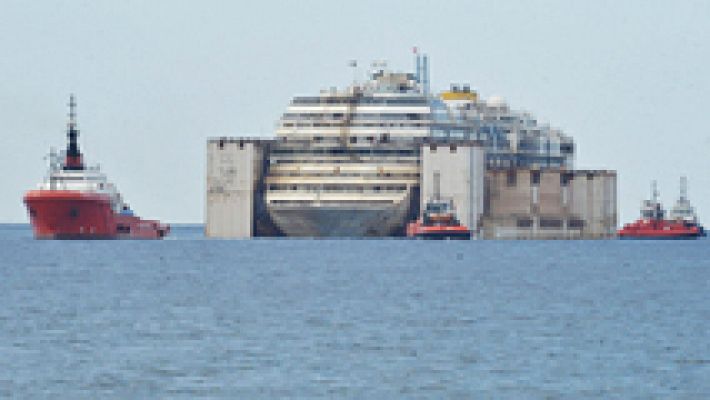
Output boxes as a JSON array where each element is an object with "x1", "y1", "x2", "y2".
[{"x1": 63, "y1": 94, "x2": 84, "y2": 171}]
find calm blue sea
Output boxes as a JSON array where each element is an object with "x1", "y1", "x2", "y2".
[{"x1": 0, "y1": 224, "x2": 708, "y2": 398}]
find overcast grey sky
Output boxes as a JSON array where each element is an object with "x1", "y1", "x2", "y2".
[{"x1": 2, "y1": 0, "x2": 709, "y2": 224}]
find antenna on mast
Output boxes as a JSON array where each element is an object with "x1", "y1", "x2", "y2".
[
  {"x1": 651, "y1": 180, "x2": 659, "y2": 203},
  {"x1": 413, "y1": 47, "x2": 421, "y2": 84},
  {"x1": 63, "y1": 94, "x2": 84, "y2": 171},
  {"x1": 348, "y1": 59, "x2": 358, "y2": 86},
  {"x1": 422, "y1": 53, "x2": 429, "y2": 96},
  {"x1": 679, "y1": 176, "x2": 688, "y2": 202},
  {"x1": 413, "y1": 47, "x2": 429, "y2": 94},
  {"x1": 69, "y1": 94, "x2": 77, "y2": 128}
]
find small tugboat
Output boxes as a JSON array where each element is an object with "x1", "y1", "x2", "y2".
[
  {"x1": 23, "y1": 95, "x2": 169, "y2": 239},
  {"x1": 618, "y1": 179, "x2": 705, "y2": 239},
  {"x1": 407, "y1": 198, "x2": 472, "y2": 240}
]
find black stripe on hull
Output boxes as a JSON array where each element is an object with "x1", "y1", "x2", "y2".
[{"x1": 413, "y1": 231, "x2": 471, "y2": 240}]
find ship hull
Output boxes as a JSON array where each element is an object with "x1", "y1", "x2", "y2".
[
  {"x1": 24, "y1": 190, "x2": 168, "y2": 240},
  {"x1": 618, "y1": 232, "x2": 702, "y2": 240},
  {"x1": 266, "y1": 200, "x2": 411, "y2": 237},
  {"x1": 618, "y1": 235, "x2": 700, "y2": 240},
  {"x1": 414, "y1": 232, "x2": 471, "y2": 240},
  {"x1": 617, "y1": 221, "x2": 705, "y2": 240},
  {"x1": 406, "y1": 221, "x2": 472, "y2": 240}
]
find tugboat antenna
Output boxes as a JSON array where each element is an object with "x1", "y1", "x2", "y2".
[
  {"x1": 651, "y1": 180, "x2": 658, "y2": 203},
  {"x1": 69, "y1": 94, "x2": 76, "y2": 127},
  {"x1": 63, "y1": 94, "x2": 84, "y2": 171},
  {"x1": 680, "y1": 176, "x2": 688, "y2": 202}
]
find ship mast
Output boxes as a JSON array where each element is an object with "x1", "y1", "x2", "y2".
[
  {"x1": 679, "y1": 176, "x2": 688, "y2": 202},
  {"x1": 63, "y1": 94, "x2": 84, "y2": 171},
  {"x1": 651, "y1": 180, "x2": 664, "y2": 221},
  {"x1": 651, "y1": 180, "x2": 658, "y2": 204}
]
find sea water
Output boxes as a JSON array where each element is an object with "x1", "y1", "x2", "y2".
[{"x1": 0, "y1": 224, "x2": 708, "y2": 398}]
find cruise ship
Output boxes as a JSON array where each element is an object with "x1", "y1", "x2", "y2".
[{"x1": 261, "y1": 53, "x2": 575, "y2": 237}]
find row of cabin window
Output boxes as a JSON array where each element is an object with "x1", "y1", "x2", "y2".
[
  {"x1": 281, "y1": 122, "x2": 427, "y2": 128},
  {"x1": 282, "y1": 113, "x2": 427, "y2": 120},
  {"x1": 270, "y1": 159, "x2": 420, "y2": 165},
  {"x1": 308, "y1": 134, "x2": 391, "y2": 143},
  {"x1": 291, "y1": 98, "x2": 428, "y2": 105},
  {"x1": 270, "y1": 148, "x2": 418, "y2": 156},
  {"x1": 268, "y1": 184, "x2": 407, "y2": 192},
  {"x1": 516, "y1": 218, "x2": 585, "y2": 228},
  {"x1": 487, "y1": 157, "x2": 570, "y2": 169},
  {"x1": 270, "y1": 199, "x2": 396, "y2": 205},
  {"x1": 270, "y1": 172, "x2": 419, "y2": 178},
  {"x1": 506, "y1": 171, "x2": 595, "y2": 187}
]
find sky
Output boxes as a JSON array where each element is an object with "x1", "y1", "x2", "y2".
[{"x1": 1, "y1": 0, "x2": 709, "y2": 224}]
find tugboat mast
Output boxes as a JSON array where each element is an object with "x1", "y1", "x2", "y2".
[
  {"x1": 651, "y1": 180, "x2": 664, "y2": 221},
  {"x1": 63, "y1": 94, "x2": 84, "y2": 171},
  {"x1": 679, "y1": 176, "x2": 688, "y2": 202}
]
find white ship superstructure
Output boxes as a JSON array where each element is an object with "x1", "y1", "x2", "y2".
[
  {"x1": 669, "y1": 176, "x2": 699, "y2": 223},
  {"x1": 41, "y1": 149, "x2": 132, "y2": 214},
  {"x1": 432, "y1": 87, "x2": 574, "y2": 169},
  {"x1": 266, "y1": 69, "x2": 426, "y2": 236},
  {"x1": 262, "y1": 53, "x2": 577, "y2": 236}
]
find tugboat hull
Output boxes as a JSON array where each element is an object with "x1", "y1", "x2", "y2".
[
  {"x1": 406, "y1": 221, "x2": 472, "y2": 240},
  {"x1": 24, "y1": 190, "x2": 169, "y2": 240},
  {"x1": 617, "y1": 227, "x2": 704, "y2": 240},
  {"x1": 413, "y1": 230, "x2": 472, "y2": 240}
]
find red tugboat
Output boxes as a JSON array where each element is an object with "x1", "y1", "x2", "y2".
[
  {"x1": 407, "y1": 198, "x2": 472, "y2": 240},
  {"x1": 618, "y1": 179, "x2": 705, "y2": 239},
  {"x1": 23, "y1": 95, "x2": 169, "y2": 240}
]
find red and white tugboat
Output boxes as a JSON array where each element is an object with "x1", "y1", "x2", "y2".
[
  {"x1": 407, "y1": 198, "x2": 472, "y2": 240},
  {"x1": 23, "y1": 95, "x2": 169, "y2": 239},
  {"x1": 618, "y1": 179, "x2": 705, "y2": 240}
]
